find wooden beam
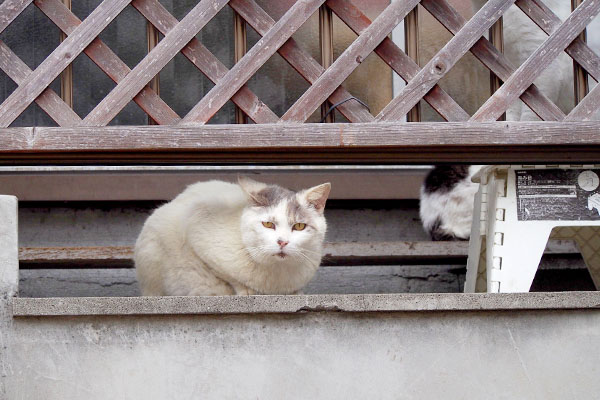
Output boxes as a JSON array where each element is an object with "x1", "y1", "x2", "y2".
[
  {"x1": 17, "y1": 240, "x2": 579, "y2": 269},
  {"x1": 0, "y1": 166, "x2": 430, "y2": 201},
  {"x1": 0, "y1": 122, "x2": 600, "y2": 164},
  {"x1": 13, "y1": 241, "x2": 468, "y2": 268}
]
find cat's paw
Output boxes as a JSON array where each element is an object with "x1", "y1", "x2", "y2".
[{"x1": 231, "y1": 283, "x2": 257, "y2": 295}]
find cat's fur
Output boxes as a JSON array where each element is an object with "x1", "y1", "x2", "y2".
[
  {"x1": 420, "y1": 165, "x2": 483, "y2": 240},
  {"x1": 420, "y1": 0, "x2": 600, "y2": 240},
  {"x1": 134, "y1": 178, "x2": 331, "y2": 296}
]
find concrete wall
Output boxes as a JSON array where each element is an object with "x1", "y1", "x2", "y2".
[{"x1": 5, "y1": 309, "x2": 600, "y2": 400}]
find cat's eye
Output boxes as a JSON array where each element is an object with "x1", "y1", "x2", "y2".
[
  {"x1": 262, "y1": 221, "x2": 275, "y2": 229},
  {"x1": 292, "y1": 223, "x2": 306, "y2": 231}
]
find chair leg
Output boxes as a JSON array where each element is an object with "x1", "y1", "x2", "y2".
[{"x1": 488, "y1": 225, "x2": 553, "y2": 293}]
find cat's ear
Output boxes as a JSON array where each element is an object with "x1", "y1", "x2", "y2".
[
  {"x1": 238, "y1": 176, "x2": 268, "y2": 205},
  {"x1": 302, "y1": 183, "x2": 331, "y2": 214}
]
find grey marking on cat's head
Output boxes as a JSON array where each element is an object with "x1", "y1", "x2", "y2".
[
  {"x1": 254, "y1": 186, "x2": 295, "y2": 207},
  {"x1": 286, "y1": 197, "x2": 312, "y2": 225}
]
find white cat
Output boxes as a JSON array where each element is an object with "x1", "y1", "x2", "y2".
[
  {"x1": 420, "y1": 0, "x2": 599, "y2": 240},
  {"x1": 134, "y1": 177, "x2": 331, "y2": 296}
]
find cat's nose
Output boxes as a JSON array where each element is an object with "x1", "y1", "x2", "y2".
[{"x1": 277, "y1": 239, "x2": 289, "y2": 249}]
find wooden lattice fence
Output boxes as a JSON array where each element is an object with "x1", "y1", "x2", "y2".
[{"x1": 1, "y1": 0, "x2": 600, "y2": 164}]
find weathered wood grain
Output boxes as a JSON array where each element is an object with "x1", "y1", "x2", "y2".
[
  {"x1": 421, "y1": 0, "x2": 564, "y2": 121},
  {"x1": 0, "y1": 0, "x2": 33, "y2": 34},
  {"x1": 472, "y1": 0, "x2": 600, "y2": 121},
  {"x1": 1, "y1": 122, "x2": 600, "y2": 163},
  {"x1": 17, "y1": 241, "x2": 474, "y2": 268},
  {"x1": 377, "y1": 0, "x2": 515, "y2": 122},
  {"x1": 0, "y1": 40, "x2": 81, "y2": 126},
  {"x1": 281, "y1": 0, "x2": 420, "y2": 122},
  {"x1": 132, "y1": 0, "x2": 278, "y2": 124},
  {"x1": 182, "y1": 0, "x2": 325, "y2": 124},
  {"x1": 0, "y1": 0, "x2": 132, "y2": 127},
  {"x1": 327, "y1": 0, "x2": 469, "y2": 122},
  {"x1": 35, "y1": 0, "x2": 180, "y2": 125},
  {"x1": 229, "y1": 0, "x2": 374, "y2": 122},
  {"x1": 516, "y1": 0, "x2": 600, "y2": 82},
  {"x1": 566, "y1": 81, "x2": 600, "y2": 120},
  {"x1": 83, "y1": 0, "x2": 229, "y2": 126}
]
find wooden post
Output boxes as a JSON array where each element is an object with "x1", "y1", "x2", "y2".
[
  {"x1": 404, "y1": 6, "x2": 420, "y2": 122},
  {"x1": 234, "y1": 11, "x2": 248, "y2": 124},
  {"x1": 60, "y1": 0, "x2": 73, "y2": 108},
  {"x1": 572, "y1": 0, "x2": 588, "y2": 106},
  {"x1": 489, "y1": 16, "x2": 505, "y2": 121},
  {"x1": 319, "y1": 4, "x2": 334, "y2": 122},
  {"x1": 147, "y1": 20, "x2": 160, "y2": 125}
]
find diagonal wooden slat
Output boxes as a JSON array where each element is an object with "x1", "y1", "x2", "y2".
[
  {"x1": 35, "y1": 0, "x2": 180, "y2": 125},
  {"x1": 0, "y1": 40, "x2": 81, "y2": 126},
  {"x1": 516, "y1": 0, "x2": 600, "y2": 82},
  {"x1": 377, "y1": 0, "x2": 515, "y2": 122},
  {"x1": 565, "y1": 80, "x2": 600, "y2": 120},
  {"x1": 131, "y1": 0, "x2": 277, "y2": 124},
  {"x1": 472, "y1": 0, "x2": 600, "y2": 121},
  {"x1": 230, "y1": 0, "x2": 374, "y2": 122},
  {"x1": 326, "y1": 0, "x2": 469, "y2": 122},
  {"x1": 0, "y1": 0, "x2": 132, "y2": 127},
  {"x1": 422, "y1": 0, "x2": 565, "y2": 121},
  {"x1": 0, "y1": 0, "x2": 33, "y2": 35},
  {"x1": 281, "y1": 0, "x2": 420, "y2": 123},
  {"x1": 181, "y1": 0, "x2": 326, "y2": 124},
  {"x1": 84, "y1": 0, "x2": 230, "y2": 126}
]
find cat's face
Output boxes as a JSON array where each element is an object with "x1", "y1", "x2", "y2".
[{"x1": 238, "y1": 178, "x2": 330, "y2": 265}]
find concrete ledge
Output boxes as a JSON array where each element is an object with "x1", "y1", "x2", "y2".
[{"x1": 12, "y1": 292, "x2": 600, "y2": 317}]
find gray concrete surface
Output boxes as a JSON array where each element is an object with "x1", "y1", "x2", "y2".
[
  {"x1": 11, "y1": 291, "x2": 600, "y2": 316},
  {"x1": 5, "y1": 309, "x2": 600, "y2": 399},
  {"x1": 17, "y1": 265, "x2": 465, "y2": 297}
]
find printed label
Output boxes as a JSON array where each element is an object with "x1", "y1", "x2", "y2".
[{"x1": 516, "y1": 169, "x2": 600, "y2": 221}]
